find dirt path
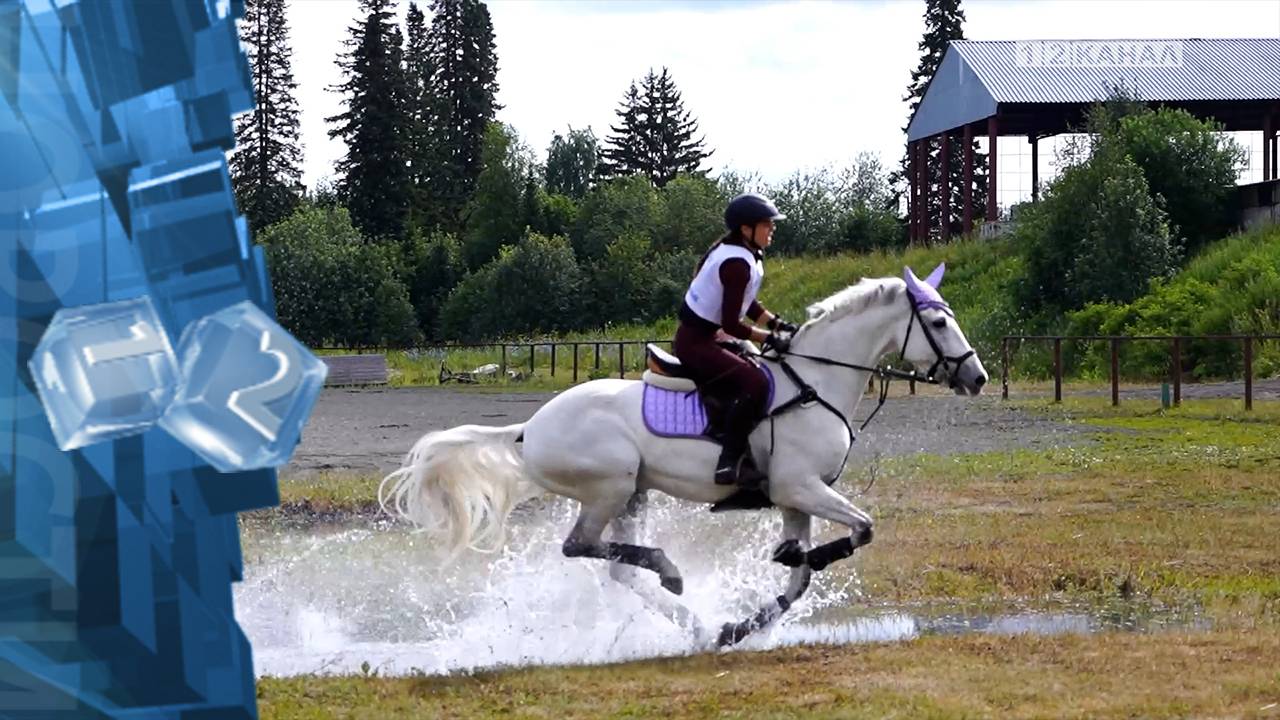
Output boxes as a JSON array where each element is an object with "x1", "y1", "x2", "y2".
[{"x1": 284, "y1": 386, "x2": 1095, "y2": 477}]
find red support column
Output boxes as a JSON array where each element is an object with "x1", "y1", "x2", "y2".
[
  {"x1": 1264, "y1": 118, "x2": 1274, "y2": 178},
  {"x1": 987, "y1": 115, "x2": 999, "y2": 222},
  {"x1": 908, "y1": 141, "x2": 917, "y2": 242},
  {"x1": 963, "y1": 124, "x2": 974, "y2": 234},
  {"x1": 1031, "y1": 134, "x2": 1040, "y2": 202},
  {"x1": 1265, "y1": 115, "x2": 1273, "y2": 181},
  {"x1": 940, "y1": 133, "x2": 951, "y2": 241},
  {"x1": 920, "y1": 139, "x2": 931, "y2": 245}
]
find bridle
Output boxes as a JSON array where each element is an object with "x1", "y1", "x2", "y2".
[
  {"x1": 751, "y1": 290, "x2": 977, "y2": 484},
  {"x1": 900, "y1": 292, "x2": 978, "y2": 392}
]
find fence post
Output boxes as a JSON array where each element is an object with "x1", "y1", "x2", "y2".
[
  {"x1": 500, "y1": 344, "x2": 507, "y2": 379},
  {"x1": 1053, "y1": 337, "x2": 1062, "y2": 403},
  {"x1": 1001, "y1": 337, "x2": 1010, "y2": 400},
  {"x1": 572, "y1": 343, "x2": 579, "y2": 384},
  {"x1": 530, "y1": 344, "x2": 536, "y2": 377},
  {"x1": 551, "y1": 343, "x2": 557, "y2": 377},
  {"x1": 909, "y1": 377, "x2": 916, "y2": 395},
  {"x1": 595, "y1": 343, "x2": 601, "y2": 370},
  {"x1": 1244, "y1": 336, "x2": 1254, "y2": 411},
  {"x1": 1110, "y1": 338, "x2": 1120, "y2": 407},
  {"x1": 618, "y1": 342, "x2": 625, "y2": 379},
  {"x1": 1172, "y1": 337, "x2": 1182, "y2": 406}
]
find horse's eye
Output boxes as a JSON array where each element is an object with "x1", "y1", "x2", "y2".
[{"x1": 931, "y1": 318, "x2": 947, "y2": 329}]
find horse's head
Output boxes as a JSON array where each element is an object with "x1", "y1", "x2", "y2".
[{"x1": 900, "y1": 263, "x2": 988, "y2": 396}]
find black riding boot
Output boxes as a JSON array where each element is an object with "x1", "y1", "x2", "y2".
[{"x1": 713, "y1": 398, "x2": 767, "y2": 487}]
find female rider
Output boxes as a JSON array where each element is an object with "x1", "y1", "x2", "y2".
[{"x1": 673, "y1": 193, "x2": 798, "y2": 487}]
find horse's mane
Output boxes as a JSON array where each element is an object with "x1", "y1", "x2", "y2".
[{"x1": 805, "y1": 277, "x2": 905, "y2": 324}]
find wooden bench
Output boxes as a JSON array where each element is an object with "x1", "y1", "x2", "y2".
[{"x1": 321, "y1": 354, "x2": 388, "y2": 386}]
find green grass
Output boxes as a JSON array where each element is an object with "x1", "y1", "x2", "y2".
[{"x1": 257, "y1": 633, "x2": 1280, "y2": 719}]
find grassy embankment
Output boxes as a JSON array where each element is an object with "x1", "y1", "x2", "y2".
[
  {"x1": 374, "y1": 236, "x2": 1023, "y2": 389},
  {"x1": 377, "y1": 221, "x2": 1280, "y2": 389},
  {"x1": 256, "y1": 398, "x2": 1280, "y2": 718}
]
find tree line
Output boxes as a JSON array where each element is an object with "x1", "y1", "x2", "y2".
[
  {"x1": 230, "y1": 0, "x2": 902, "y2": 347},
  {"x1": 233, "y1": 0, "x2": 1247, "y2": 353}
]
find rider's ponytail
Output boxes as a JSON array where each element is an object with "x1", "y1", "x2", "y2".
[{"x1": 693, "y1": 229, "x2": 744, "y2": 276}]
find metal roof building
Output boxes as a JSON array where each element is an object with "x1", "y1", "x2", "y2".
[{"x1": 905, "y1": 38, "x2": 1280, "y2": 242}]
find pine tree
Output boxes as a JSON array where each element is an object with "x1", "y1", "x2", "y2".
[
  {"x1": 899, "y1": 0, "x2": 987, "y2": 242},
  {"x1": 231, "y1": 0, "x2": 303, "y2": 233},
  {"x1": 327, "y1": 0, "x2": 414, "y2": 243},
  {"x1": 424, "y1": 0, "x2": 501, "y2": 231},
  {"x1": 600, "y1": 82, "x2": 644, "y2": 180},
  {"x1": 601, "y1": 68, "x2": 712, "y2": 188},
  {"x1": 403, "y1": 2, "x2": 444, "y2": 232}
]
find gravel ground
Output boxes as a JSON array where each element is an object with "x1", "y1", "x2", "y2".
[{"x1": 283, "y1": 385, "x2": 1098, "y2": 477}]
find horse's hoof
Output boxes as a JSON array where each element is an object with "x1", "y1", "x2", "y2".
[
  {"x1": 661, "y1": 575, "x2": 684, "y2": 595},
  {"x1": 772, "y1": 539, "x2": 806, "y2": 568},
  {"x1": 855, "y1": 525, "x2": 874, "y2": 548},
  {"x1": 717, "y1": 621, "x2": 746, "y2": 648}
]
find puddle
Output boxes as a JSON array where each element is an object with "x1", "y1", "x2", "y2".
[{"x1": 235, "y1": 498, "x2": 1207, "y2": 678}]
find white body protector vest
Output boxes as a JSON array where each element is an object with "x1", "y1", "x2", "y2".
[{"x1": 684, "y1": 243, "x2": 764, "y2": 325}]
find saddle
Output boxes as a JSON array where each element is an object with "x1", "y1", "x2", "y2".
[{"x1": 642, "y1": 343, "x2": 775, "y2": 513}]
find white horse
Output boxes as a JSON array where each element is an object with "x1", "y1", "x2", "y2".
[{"x1": 380, "y1": 264, "x2": 988, "y2": 646}]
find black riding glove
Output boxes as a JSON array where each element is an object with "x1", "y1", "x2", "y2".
[
  {"x1": 762, "y1": 332, "x2": 791, "y2": 355},
  {"x1": 769, "y1": 316, "x2": 800, "y2": 335}
]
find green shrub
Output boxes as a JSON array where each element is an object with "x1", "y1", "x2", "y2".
[
  {"x1": 1110, "y1": 108, "x2": 1246, "y2": 256},
  {"x1": 440, "y1": 233, "x2": 584, "y2": 340},
  {"x1": 1016, "y1": 144, "x2": 1176, "y2": 316},
  {"x1": 259, "y1": 204, "x2": 420, "y2": 349}
]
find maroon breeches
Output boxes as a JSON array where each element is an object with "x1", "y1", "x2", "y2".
[{"x1": 672, "y1": 323, "x2": 769, "y2": 414}]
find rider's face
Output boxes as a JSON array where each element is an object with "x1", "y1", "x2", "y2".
[{"x1": 741, "y1": 219, "x2": 775, "y2": 250}]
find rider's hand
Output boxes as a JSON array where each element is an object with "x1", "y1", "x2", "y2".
[
  {"x1": 769, "y1": 316, "x2": 800, "y2": 335},
  {"x1": 763, "y1": 332, "x2": 791, "y2": 355}
]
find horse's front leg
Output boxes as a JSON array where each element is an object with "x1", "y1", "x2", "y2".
[
  {"x1": 771, "y1": 474, "x2": 874, "y2": 572},
  {"x1": 717, "y1": 509, "x2": 813, "y2": 647}
]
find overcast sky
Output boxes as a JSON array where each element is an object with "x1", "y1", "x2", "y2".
[{"x1": 283, "y1": 0, "x2": 1280, "y2": 206}]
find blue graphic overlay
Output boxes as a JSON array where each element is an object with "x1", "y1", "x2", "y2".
[
  {"x1": 162, "y1": 301, "x2": 327, "y2": 473},
  {"x1": 0, "y1": 0, "x2": 316, "y2": 717},
  {"x1": 27, "y1": 296, "x2": 179, "y2": 451}
]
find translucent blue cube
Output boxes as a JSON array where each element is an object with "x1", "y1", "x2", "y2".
[
  {"x1": 27, "y1": 296, "x2": 180, "y2": 451},
  {"x1": 159, "y1": 301, "x2": 327, "y2": 472}
]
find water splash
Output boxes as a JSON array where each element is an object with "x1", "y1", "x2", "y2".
[
  {"x1": 238, "y1": 496, "x2": 861, "y2": 677},
  {"x1": 236, "y1": 495, "x2": 1207, "y2": 678}
]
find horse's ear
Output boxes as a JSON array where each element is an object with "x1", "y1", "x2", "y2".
[
  {"x1": 903, "y1": 266, "x2": 924, "y2": 294},
  {"x1": 924, "y1": 262, "x2": 946, "y2": 289}
]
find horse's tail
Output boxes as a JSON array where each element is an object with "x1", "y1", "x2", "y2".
[{"x1": 378, "y1": 423, "x2": 536, "y2": 558}]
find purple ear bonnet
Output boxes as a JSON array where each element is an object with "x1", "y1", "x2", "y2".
[{"x1": 903, "y1": 263, "x2": 951, "y2": 312}]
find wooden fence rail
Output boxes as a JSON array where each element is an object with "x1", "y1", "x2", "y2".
[
  {"x1": 1000, "y1": 334, "x2": 1280, "y2": 409},
  {"x1": 319, "y1": 339, "x2": 673, "y2": 385}
]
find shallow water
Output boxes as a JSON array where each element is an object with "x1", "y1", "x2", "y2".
[{"x1": 235, "y1": 498, "x2": 1206, "y2": 678}]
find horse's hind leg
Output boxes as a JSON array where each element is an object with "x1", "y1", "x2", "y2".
[
  {"x1": 563, "y1": 490, "x2": 685, "y2": 595},
  {"x1": 607, "y1": 492, "x2": 706, "y2": 638},
  {"x1": 718, "y1": 509, "x2": 814, "y2": 647}
]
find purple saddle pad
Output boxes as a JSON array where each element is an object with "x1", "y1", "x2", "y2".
[{"x1": 641, "y1": 365, "x2": 775, "y2": 439}]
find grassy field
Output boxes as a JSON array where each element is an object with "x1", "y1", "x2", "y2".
[{"x1": 255, "y1": 397, "x2": 1280, "y2": 718}]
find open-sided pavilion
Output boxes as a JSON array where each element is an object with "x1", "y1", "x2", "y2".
[{"x1": 905, "y1": 38, "x2": 1280, "y2": 242}]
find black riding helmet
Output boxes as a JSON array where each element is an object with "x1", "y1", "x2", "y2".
[{"x1": 724, "y1": 193, "x2": 786, "y2": 232}]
